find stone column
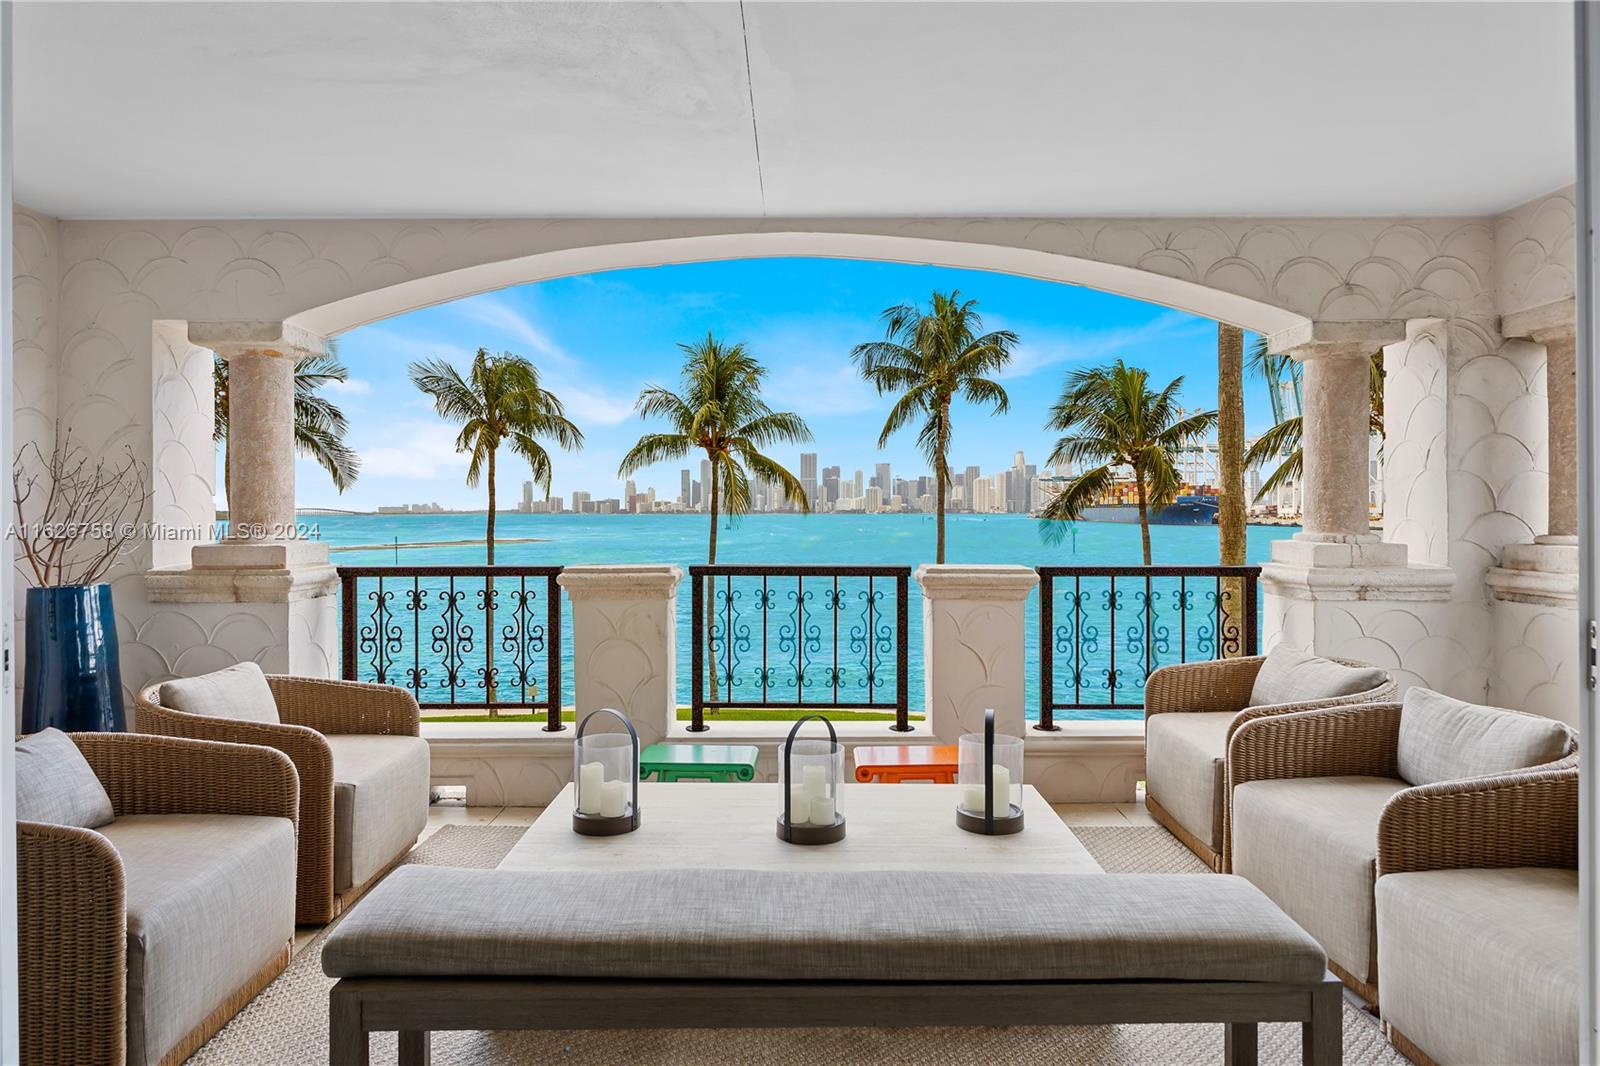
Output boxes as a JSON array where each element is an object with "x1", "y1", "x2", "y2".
[
  {"x1": 144, "y1": 322, "x2": 338, "y2": 678},
  {"x1": 915, "y1": 565, "x2": 1038, "y2": 743},
  {"x1": 1298, "y1": 349, "x2": 1378, "y2": 543},
  {"x1": 557, "y1": 564, "x2": 684, "y2": 747},
  {"x1": 1503, "y1": 298, "x2": 1578, "y2": 544}
]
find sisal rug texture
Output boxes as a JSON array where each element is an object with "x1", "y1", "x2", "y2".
[{"x1": 189, "y1": 819, "x2": 1407, "y2": 1065}]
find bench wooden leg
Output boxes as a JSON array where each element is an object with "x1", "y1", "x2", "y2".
[
  {"x1": 1225, "y1": 1022, "x2": 1258, "y2": 1066},
  {"x1": 399, "y1": 1030, "x2": 431, "y2": 1066},
  {"x1": 1303, "y1": 976, "x2": 1343, "y2": 1066},
  {"x1": 329, "y1": 985, "x2": 368, "y2": 1066}
]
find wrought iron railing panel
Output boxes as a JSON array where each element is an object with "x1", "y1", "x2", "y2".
[
  {"x1": 1035, "y1": 565, "x2": 1261, "y2": 729},
  {"x1": 689, "y1": 565, "x2": 911, "y2": 732},
  {"x1": 338, "y1": 566, "x2": 564, "y2": 729}
]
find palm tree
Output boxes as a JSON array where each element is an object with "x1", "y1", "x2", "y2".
[
  {"x1": 1215, "y1": 324, "x2": 1248, "y2": 655},
  {"x1": 408, "y1": 348, "x2": 583, "y2": 564},
  {"x1": 214, "y1": 341, "x2": 360, "y2": 509},
  {"x1": 851, "y1": 291, "x2": 1016, "y2": 563},
  {"x1": 1243, "y1": 339, "x2": 1384, "y2": 504},
  {"x1": 1039, "y1": 360, "x2": 1217, "y2": 565},
  {"x1": 618, "y1": 333, "x2": 813, "y2": 565}
]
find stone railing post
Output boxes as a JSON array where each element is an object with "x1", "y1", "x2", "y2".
[
  {"x1": 557, "y1": 565, "x2": 683, "y2": 746},
  {"x1": 915, "y1": 565, "x2": 1039, "y2": 743}
]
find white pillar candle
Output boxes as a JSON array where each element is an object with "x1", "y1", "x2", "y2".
[
  {"x1": 810, "y1": 795, "x2": 836, "y2": 826},
  {"x1": 802, "y1": 763, "x2": 827, "y2": 798},
  {"x1": 788, "y1": 784, "x2": 812, "y2": 824},
  {"x1": 991, "y1": 765, "x2": 1011, "y2": 813},
  {"x1": 600, "y1": 779, "x2": 628, "y2": 819},
  {"x1": 963, "y1": 785, "x2": 988, "y2": 813},
  {"x1": 577, "y1": 761, "x2": 605, "y2": 815}
]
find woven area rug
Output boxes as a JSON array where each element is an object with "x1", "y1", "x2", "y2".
[{"x1": 190, "y1": 820, "x2": 1406, "y2": 1065}]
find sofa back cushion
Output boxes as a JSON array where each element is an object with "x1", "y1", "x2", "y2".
[
  {"x1": 1397, "y1": 688, "x2": 1574, "y2": 786},
  {"x1": 160, "y1": 662, "x2": 280, "y2": 724},
  {"x1": 15, "y1": 727, "x2": 114, "y2": 828},
  {"x1": 1247, "y1": 646, "x2": 1388, "y2": 708}
]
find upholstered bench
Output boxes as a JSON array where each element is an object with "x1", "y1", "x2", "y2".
[{"x1": 322, "y1": 867, "x2": 1341, "y2": 1066}]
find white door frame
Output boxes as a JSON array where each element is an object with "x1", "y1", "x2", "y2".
[{"x1": 1575, "y1": 4, "x2": 1598, "y2": 1064}]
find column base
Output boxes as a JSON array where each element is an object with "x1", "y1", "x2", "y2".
[
  {"x1": 144, "y1": 541, "x2": 337, "y2": 603},
  {"x1": 1486, "y1": 541, "x2": 1579, "y2": 608},
  {"x1": 1262, "y1": 538, "x2": 1452, "y2": 602}
]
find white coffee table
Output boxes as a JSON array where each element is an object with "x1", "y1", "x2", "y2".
[{"x1": 497, "y1": 782, "x2": 1102, "y2": 874}]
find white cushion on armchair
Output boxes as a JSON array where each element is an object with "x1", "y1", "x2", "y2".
[
  {"x1": 160, "y1": 661, "x2": 280, "y2": 724},
  {"x1": 1396, "y1": 688, "x2": 1574, "y2": 786}
]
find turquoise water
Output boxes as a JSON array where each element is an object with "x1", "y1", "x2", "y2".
[{"x1": 316, "y1": 513, "x2": 1298, "y2": 720}]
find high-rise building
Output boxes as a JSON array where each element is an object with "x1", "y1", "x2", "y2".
[
  {"x1": 680, "y1": 469, "x2": 691, "y2": 507},
  {"x1": 853, "y1": 469, "x2": 865, "y2": 499},
  {"x1": 571, "y1": 490, "x2": 592, "y2": 513},
  {"x1": 700, "y1": 459, "x2": 712, "y2": 511},
  {"x1": 520, "y1": 480, "x2": 534, "y2": 513},
  {"x1": 874, "y1": 462, "x2": 891, "y2": 496},
  {"x1": 624, "y1": 479, "x2": 638, "y2": 513},
  {"x1": 691, "y1": 479, "x2": 702, "y2": 508},
  {"x1": 800, "y1": 452, "x2": 818, "y2": 509},
  {"x1": 864, "y1": 486, "x2": 883, "y2": 513}
]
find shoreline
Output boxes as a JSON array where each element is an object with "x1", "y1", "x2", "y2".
[{"x1": 327, "y1": 537, "x2": 548, "y2": 553}]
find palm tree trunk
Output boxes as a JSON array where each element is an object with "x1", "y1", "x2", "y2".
[
  {"x1": 935, "y1": 406, "x2": 948, "y2": 564},
  {"x1": 1217, "y1": 324, "x2": 1247, "y2": 655},
  {"x1": 1135, "y1": 477, "x2": 1153, "y2": 566},
  {"x1": 706, "y1": 455, "x2": 719, "y2": 704},
  {"x1": 485, "y1": 446, "x2": 498, "y2": 714},
  {"x1": 223, "y1": 422, "x2": 233, "y2": 526}
]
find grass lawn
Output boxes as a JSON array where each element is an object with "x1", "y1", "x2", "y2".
[{"x1": 420, "y1": 707, "x2": 926, "y2": 724}]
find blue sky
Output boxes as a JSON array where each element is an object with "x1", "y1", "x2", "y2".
[{"x1": 280, "y1": 258, "x2": 1271, "y2": 511}]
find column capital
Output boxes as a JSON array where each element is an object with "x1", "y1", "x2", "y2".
[
  {"x1": 1266, "y1": 319, "x2": 1407, "y2": 360},
  {"x1": 914, "y1": 564, "x2": 1039, "y2": 601},
  {"x1": 1500, "y1": 297, "x2": 1575, "y2": 345},
  {"x1": 188, "y1": 320, "x2": 327, "y2": 360},
  {"x1": 557, "y1": 564, "x2": 684, "y2": 600}
]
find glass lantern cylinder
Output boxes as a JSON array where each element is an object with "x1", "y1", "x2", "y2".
[
  {"x1": 572, "y1": 707, "x2": 641, "y2": 836},
  {"x1": 777, "y1": 714, "x2": 846, "y2": 845},
  {"x1": 956, "y1": 707, "x2": 1024, "y2": 835}
]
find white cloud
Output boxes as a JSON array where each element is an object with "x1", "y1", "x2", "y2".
[
  {"x1": 770, "y1": 357, "x2": 881, "y2": 417},
  {"x1": 557, "y1": 383, "x2": 639, "y2": 427},
  {"x1": 323, "y1": 377, "x2": 371, "y2": 396},
  {"x1": 357, "y1": 421, "x2": 467, "y2": 479},
  {"x1": 994, "y1": 312, "x2": 1214, "y2": 382},
  {"x1": 452, "y1": 295, "x2": 575, "y2": 369}
]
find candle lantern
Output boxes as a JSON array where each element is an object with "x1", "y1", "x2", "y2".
[
  {"x1": 572, "y1": 707, "x2": 641, "y2": 836},
  {"x1": 777, "y1": 714, "x2": 846, "y2": 845},
  {"x1": 956, "y1": 707, "x2": 1024, "y2": 835}
]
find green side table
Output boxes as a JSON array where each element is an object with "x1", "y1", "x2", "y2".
[{"x1": 640, "y1": 743, "x2": 761, "y2": 783}]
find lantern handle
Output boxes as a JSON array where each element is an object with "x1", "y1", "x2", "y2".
[
  {"x1": 984, "y1": 707, "x2": 996, "y2": 833},
  {"x1": 575, "y1": 707, "x2": 641, "y2": 828},
  {"x1": 782, "y1": 713, "x2": 839, "y2": 839}
]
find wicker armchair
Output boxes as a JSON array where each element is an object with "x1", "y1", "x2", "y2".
[
  {"x1": 138, "y1": 671, "x2": 429, "y2": 924},
  {"x1": 1374, "y1": 761, "x2": 1579, "y2": 1065},
  {"x1": 19, "y1": 732, "x2": 298, "y2": 1066},
  {"x1": 1227, "y1": 699, "x2": 1577, "y2": 1005},
  {"x1": 1143, "y1": 653, "x2": 1395, "y2": 870}
]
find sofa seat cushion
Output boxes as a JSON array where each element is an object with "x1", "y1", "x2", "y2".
[
  {"x1": 328, "y1": 735, "x2": 430, "y2": 892},
  {"x1": 1230, "y1": 775, "x2": 1405, "y2": 986},
  {"x1": 99, "y1": 813, "x2": 296, "y2": 1066},
  {"x1": 160, "y1": 662, "x2": 280, "y2": 724},
  {"x1": 14, "y1": 727, "x2": 113, "y2": 828},
  {"x1": 1246, "y1": 646, "x2": 1387, "y2": 708},
  {"x1": 324, "y1": 868, "x2": 1327, "y2": 984},
  {"x1": 1396, "y1": 687, "x2": 1574, "y2": 786},
  {"x1": 1377, "y1": 867, "x2": 1577, "y2": 1065},
  {"x1": 1145, "y1": 711, "x2": 1234, "y2": 852}
]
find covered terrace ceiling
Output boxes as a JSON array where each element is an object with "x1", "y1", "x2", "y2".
[{"x1": 13, "y1": 1, "x2": 1575, "y2": 220}]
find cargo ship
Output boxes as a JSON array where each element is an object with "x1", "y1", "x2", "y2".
[{"x1": 1076, "y1": 494, "x2": 1220, "y2": 526}]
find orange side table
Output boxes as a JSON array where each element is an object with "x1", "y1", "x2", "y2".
[{"x1": 852, "y1": 744, "x2": 959, "y2": 784}]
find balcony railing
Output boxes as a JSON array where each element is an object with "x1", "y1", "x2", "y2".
[
  {"x1": 1036, "y1": 565, "x2": 1261, "y2": 729},
  {"x1": 689, "y1": 564, "x2": 912, "y2": 733},
  {"x1": 337, "y1": 565, "x2": 565, "y2": 729}
]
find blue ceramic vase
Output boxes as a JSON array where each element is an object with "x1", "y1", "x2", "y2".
[{"x1": 21, "y1": 584, "x2": 126, "y2": 733}]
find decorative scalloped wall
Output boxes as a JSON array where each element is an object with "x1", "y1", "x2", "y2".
[{"x1": 7, "y1": 195, "x2": 1578, "y2": 722}]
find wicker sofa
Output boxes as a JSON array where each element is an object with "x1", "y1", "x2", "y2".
[
  {"x1": 137, "y1": 663, "x2": 430, "y2": 924},
  {"x1": 1227, "y1": 689, "x2": 1577, "y2": 1005},
  {"x1": 16, "y1": 730, "x2": 298, "y2": 1066},
  {"x1": 1375, "y1": 759, "x2": 1580, "y2": 1065},
  {"x1": 1143, "y1": 647, "x2": 1395, "y2": 870}
]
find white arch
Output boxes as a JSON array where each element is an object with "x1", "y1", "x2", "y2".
[{"x1": 285, "y1": 230, "x2": 1309, "y2": 339}]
